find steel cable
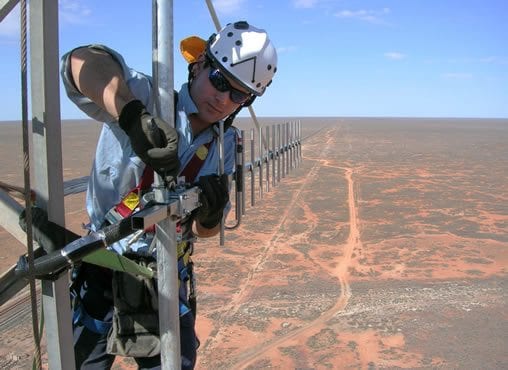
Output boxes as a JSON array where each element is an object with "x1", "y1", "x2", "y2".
[{"x1": 20, "y1": 0, "x2": 43, "y2": 368}]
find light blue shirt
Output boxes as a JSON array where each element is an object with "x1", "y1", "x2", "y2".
[{"x1": 61, "y1": 45, "x2": 236, "y2": 254}]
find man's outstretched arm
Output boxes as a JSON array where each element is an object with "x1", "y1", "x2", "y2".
[{"x1": 69, "y1": 47, "x2": 136, "y2": 119}]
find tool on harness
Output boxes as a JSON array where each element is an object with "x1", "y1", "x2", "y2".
[{"x1": 105, "y1": 165, "x2": 154, "y2": 226}]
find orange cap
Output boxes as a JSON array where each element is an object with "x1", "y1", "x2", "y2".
[{"x1": 180, "y1": 36, "x2": 207, "y2": 63}]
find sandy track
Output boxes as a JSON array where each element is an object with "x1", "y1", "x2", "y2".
[
  {"x1": 233, "y1": 165, "x2": 358, "y2": 368},
  {"x1": 195, "y1": 126, "x2": 362, "y2": 368}
]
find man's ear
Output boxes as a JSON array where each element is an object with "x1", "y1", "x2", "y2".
[{"x1": 191, "y1": 55, "x2": 205, "y2": 73}]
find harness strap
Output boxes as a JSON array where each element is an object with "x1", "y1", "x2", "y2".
[
  {"x1": 72, "y1": 295, "x2": 112, "y2": 334},
  {"x1": 179, "y1": 141, "x2": 212, "y2": 183}
]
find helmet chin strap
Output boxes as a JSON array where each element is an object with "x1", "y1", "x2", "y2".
[
  {"x1": 222, "y1": 105, "x2": 242, "y2": 131},
  {"x1": 242, "y1": 94, "x2": 257, "y2": 108},
  {"x1": 222, "y1": 95, "x2": 256, "y2": 130}
]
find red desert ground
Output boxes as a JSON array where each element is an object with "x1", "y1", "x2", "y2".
[{"x1": 1, "y1": 117, "x2": 507, "y2": 369}]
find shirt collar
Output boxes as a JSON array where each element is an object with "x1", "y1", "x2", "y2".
[{"x1": 178, "y1": 83, "x2": 199, "y2": 115}]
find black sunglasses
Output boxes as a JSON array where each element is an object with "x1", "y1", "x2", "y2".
[{"x1": 208, "y1": 68, "x2": 252, "y2": 104}]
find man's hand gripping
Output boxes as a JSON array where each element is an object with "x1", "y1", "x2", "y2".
[
  {"x1": 119, "y1": 99, "x2": 180, "y2": 180},
  {"x1": 196, "y1": 174, "x2": 229, "y2": 229}
]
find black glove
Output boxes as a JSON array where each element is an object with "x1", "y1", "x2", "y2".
[
  {"x1": 119, "y1": 99, "x2": 180, "y2": 178},
  {"x1": 19, "y1": 206, "x2": 80, "y2": 254},
  {"x1": 197, "y1": 174, "x2": 229, "y2": 229}
]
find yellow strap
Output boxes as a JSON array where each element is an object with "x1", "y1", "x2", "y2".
[{"x1": 177, "y1": 241, "x2": 192, "y2": 265}]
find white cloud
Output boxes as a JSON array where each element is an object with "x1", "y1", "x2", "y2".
[
  {"x1": 334, "y1": 8, "x2": 391, "y2": 25},
  {"x1": 442, "y1": 72, "x2": 473, "y2": 80},
  {"x1": 59, "y1": 0, "x2": 92, "y2": 25},
  {"x1": 478, "y1": 56, "x2": 508, "y2": 65},
  {"x1": 293, "y1": 0, "x2": 320, "y2": 9},
  {"x1": 384, "y1": 52, "x2": 406, "y2": 60},
  {"x1": 277, "y1": 46, "x2": 297, "y2": 54},
  {"x1": 431, "y1": 56, "x2": 508, "y2": 65},
  {"x1": 213, "y1": 0, "x2": 247, "y2": 14}
]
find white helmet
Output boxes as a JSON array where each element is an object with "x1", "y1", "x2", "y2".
[{"x1": 207, "y1": 21, "x2": 278, "y2": 96}]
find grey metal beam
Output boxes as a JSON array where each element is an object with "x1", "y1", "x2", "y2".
[
  {"x1": 0, "y1": 0, "x2": 18, "y2": 22},
  {"x1": 0, "y1": 189, "x2": 43, "y2": 308},
  {"x1": 29, "y1": 0, "x2": 75, "y2": 368},
  {"x1": 0, "y1": 188, "x2": 25, "y2": 244},
  {"x1": 152, "y1": 0, "x2": 180, "y2": 368}
]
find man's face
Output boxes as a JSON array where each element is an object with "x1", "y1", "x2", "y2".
[{"x1": 189, "y1": 59, "x2": 250, "y2": 125}]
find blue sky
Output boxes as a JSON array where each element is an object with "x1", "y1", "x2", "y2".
[{"x1": 1, "y1": 0, "x2": 507, "y2": 120}]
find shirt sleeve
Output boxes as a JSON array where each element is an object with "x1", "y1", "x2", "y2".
[{"x1": 60, "y1": 44, "x2": 153, "y2": 123}]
